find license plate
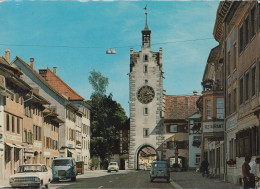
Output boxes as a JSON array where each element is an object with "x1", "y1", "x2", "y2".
[{"x1": 21, "y1": 184, "x2": 29, "y2": 186}]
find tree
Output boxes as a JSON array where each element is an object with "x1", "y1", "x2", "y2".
[{"x1": 88, "y1": 70, "x2": 128, "y2": 169}]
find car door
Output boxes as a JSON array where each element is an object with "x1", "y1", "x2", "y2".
[{"x1": 42, "y1": 165, "x2": 49, "y2": 184}]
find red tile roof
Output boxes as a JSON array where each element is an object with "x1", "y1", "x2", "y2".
[
  {"x1": 164, "y1": 95, "x2": 200, "y2": 120},
  {"x1": 39, "y1": 68, "x2": 84, "y2": 101}
]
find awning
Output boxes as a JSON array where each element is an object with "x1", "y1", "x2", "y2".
[
  {"x1": 68, "y1": 149, "x2": 76, "y2": 154},
  {"x1": 5, "y1": 143, "x2": 15, "y2": 148},
  {"x1": 15, "y1": 144, "x2": 26, "y2": 149}
]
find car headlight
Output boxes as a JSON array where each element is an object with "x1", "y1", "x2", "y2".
[
  {"x1": 9, "y1": 178, "x2": 14, "y2": 183},
  {"x1": 34, "y1": 177, "x2": 40, "y2": 182}
]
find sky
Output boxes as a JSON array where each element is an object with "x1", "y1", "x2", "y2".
[{"x1": 0, "y1": 0, "x2": 219, "y2": 116}]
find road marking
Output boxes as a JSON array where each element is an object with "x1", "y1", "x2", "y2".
[
  {"x1": 98, "y1": 186, "x2": 103, "y2": 189},
  {"x1": 109, "y1": 181, "x2": 112, "y2": 182},
  {"x1": 170, "y1": 179, "x2": 183, "y2": 189}
]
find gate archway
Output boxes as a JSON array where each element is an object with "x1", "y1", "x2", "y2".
[{"x1": 134, "y1": 143, "x2": 158, "y2": 170}]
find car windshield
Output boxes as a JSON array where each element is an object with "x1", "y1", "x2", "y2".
[
  {"x1": 53, "y1": 159, "x2": 72, "y2": 166},
  {"x1": 110, "y1": 162, "x2": 117, "y2": 165},
  {"x1": 17, "y1": 165, "x2": 42, "y2": 173},
  {"x1": 153, "y1": 163, "x2": 167, "y2": 168}
]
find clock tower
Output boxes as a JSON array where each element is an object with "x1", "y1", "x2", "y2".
[{"x1": 128, "y1": 9, "x2": 164, "y2": 169}]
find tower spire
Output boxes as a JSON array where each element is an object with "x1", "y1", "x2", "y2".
[{"x1": 144, "y1": 5, "x2": 149, "y2": 30}]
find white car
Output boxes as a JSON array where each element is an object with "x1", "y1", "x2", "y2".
[
  {"x1": 9, "y1": 164, "x2": 52, "y2": 188},
  {"x1": 107, "y1": 162, "x2": 119, "y2": 172}
]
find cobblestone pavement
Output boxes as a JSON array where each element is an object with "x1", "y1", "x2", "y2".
[{"x1": 170, "y1": 171, "x2": 242, "y2": 189}]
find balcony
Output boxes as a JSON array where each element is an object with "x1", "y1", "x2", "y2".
[{"x1": 201, "y1": 79, "x2": 223, "y2": 92}]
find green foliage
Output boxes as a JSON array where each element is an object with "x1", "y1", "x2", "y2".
[
  {"x1": 88, "y1": 70, "x2": 128, "y2": 168},
  {"x1": 88, "y1": 70, "x2": 109, "y2": 96},
  {"x1": 90, "y1": 156, "x2": 100, "y2": 169}
]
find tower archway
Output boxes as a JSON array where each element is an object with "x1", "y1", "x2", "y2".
[{"x1": 135, "y1": 143, "x2": 158, "y2": 170}]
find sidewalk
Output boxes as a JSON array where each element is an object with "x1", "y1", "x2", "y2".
[
  {"x1": 170, "y1": 171, "x2": 242, "y2": 189},
  {"x1": 0, "y1": 179, "x2": 10, "y2": 188}
]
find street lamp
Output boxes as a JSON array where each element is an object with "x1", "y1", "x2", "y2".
[{"x1": 106, "y1": 49, "x2": 116, "y2": 54}]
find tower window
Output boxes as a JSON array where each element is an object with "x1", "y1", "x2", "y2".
[
  {"x1": 143, "y1": 128, "x2": 149, "y2": 137},
  {"x1": 144, "y1": 65, "x2": 148, "y2": 73},
  {"x1": 144, "y1": 55, "x2": 148, "y2": 62},
  {"x1": 144, "y1": 107, "x2": 148, "y2": 115},
  {"x1": 145, "y1": 80, "x2": 148, "y2": 84}
]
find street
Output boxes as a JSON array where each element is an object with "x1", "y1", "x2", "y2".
[
  {"x1": 49, "y1": 170, "x2": 173, "y2": 189},
  {"x1": 1, "y1": 170, "x2": 244, "y2": 189}
]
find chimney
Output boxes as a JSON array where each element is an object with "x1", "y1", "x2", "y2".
[
  {"x1": 193, "y1": 90, "x2": 198, "y2": 96},
  {"x1": 30, "y1": 58, "x2": 34, "y2": 70},
  {"x1": 5, "y1": 49, "x2": 10, "y2": 63},
  {"x1": 53, "y1": 67, "x2": 57, "y2": 74}
]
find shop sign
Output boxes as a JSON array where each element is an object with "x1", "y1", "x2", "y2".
[
  {"x1": 203, "y1": 121, "x2": 224, "y2": 133},
  {"x1": 226, "y1": 114, "x2": 238, "y2": 131}
]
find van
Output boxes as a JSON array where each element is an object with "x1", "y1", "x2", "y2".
[
  {"x1": 150, "y1": 161, "x2": 170, "y2": 182},
  {"x1": 52, "y1": 157, "x2": 77, "y2": 182}
]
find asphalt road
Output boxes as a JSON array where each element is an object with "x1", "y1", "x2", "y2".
[{"x1": 49, "y1": 170, "x2": 173, "y2": 189}]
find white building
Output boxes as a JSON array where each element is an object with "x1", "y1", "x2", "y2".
[{"x1": 128, "y1": 11, "x2": 164, "y2": 169}]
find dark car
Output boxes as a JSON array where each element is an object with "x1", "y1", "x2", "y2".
[{"x1": 150, "y1": 161, "x2": 170, "y2": 182}]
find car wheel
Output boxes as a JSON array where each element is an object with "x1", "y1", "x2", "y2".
[
  {"x1": 150, "y1": 177, "x2": 153, "y2": 182},
  {"x1": 167, "y1": 178, "x2": 170, "y2": 183},
  {"x1": 108, "y1": 170, "x2": 111, "y2": 173}
]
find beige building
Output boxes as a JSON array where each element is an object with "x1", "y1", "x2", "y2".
[{"x1": 213, "y1": 1, "x2": 260, "y2": 184}]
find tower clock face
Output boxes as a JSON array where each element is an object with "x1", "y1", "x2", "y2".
[{"x1": 137, "y1": 85, "x2": 155, "y2": 104}]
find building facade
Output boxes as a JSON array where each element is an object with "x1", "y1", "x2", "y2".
[
  {"x1": 128, "y1": 12, "x2": 164, "y2": 169},
  {"x1": 12, "y1": 57, "x2": 73, "y2": 159},
  {"x1": 214, "y1": 1, "x2": 260, "y2": 184},
  {"x1": 188, "y1": 112, "x2": 202, "y2": 169},
  {"x1": 164, "y1": 95, "x2": 199, "y2": 170}
]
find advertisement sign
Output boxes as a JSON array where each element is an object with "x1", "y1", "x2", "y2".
[{"x1": 203, "y1": 121, "x2": 224, "y2": 133}]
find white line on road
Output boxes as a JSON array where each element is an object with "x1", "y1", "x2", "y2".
[
  {"x1": 170, "y1": 179, "x2": 183, "y2": 189},
  {"x1": 98, "y1": 186, "x2": 103, "y2": 189}
]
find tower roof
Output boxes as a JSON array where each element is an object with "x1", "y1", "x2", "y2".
[{"x1": 143, "y1": 5, "x2": 150, "y2": 31}]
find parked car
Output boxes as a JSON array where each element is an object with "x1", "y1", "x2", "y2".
[
  {"x1": 9, "y1": 164, "x2": 52, "y2": 188},
  {"x1": 139, "y1": 163, "x2": 146, "y2": 170},
  {"x1": 52, "y1": 157, "x2": 77, "y2": 182},
  {"x1": 150, "y1": 161, "x2": 170, "y2": 183},
  {"x1": 146, "y1": 165, "x2": 152, "y2": 171},
  {"x1": 107, "y1": 162, "x2": 119, "y2": 172}
]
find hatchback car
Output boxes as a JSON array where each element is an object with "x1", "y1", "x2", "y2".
[
  {"x1": 107, "y1": 162, "x2": 119, "y2": 172},
  {"x1": 150, "y1": 161, "x2": 170, "y2": 182}
]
